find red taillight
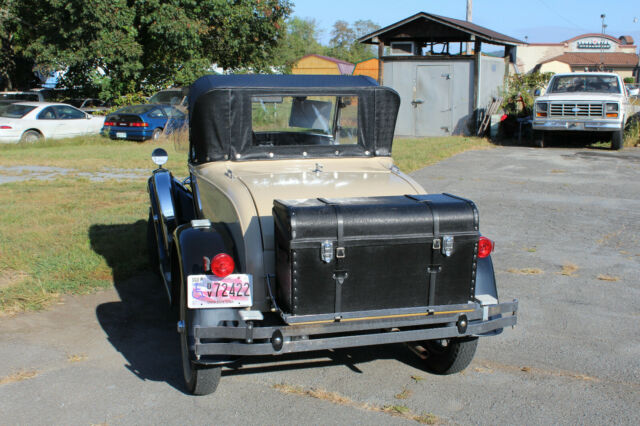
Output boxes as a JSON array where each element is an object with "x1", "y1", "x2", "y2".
[
  {"x1": 478, "y1": 236, "x2": 494, "y2": 258},
  {"x1": 104, "y1": 121, "x2": 115, "y2": 126},
  {"x1": 0, "y1": 125, "x2": 12, "y2": 129},
  {"x1": 210, "y1": 253, "x2": 235, "y2": 277},
  {"x1": 129, "y1": 122, "x2": 148, "y2": 127}
]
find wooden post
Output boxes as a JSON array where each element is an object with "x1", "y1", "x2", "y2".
[
  {"x1": 377, "y1": 42, "x2": 385, "y2": 84},
  {"x1": 473, "y1": 39, "x2": 482, "y2": 133}
]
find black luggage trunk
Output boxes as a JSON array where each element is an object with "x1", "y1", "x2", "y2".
[{"x1": 273, "y1": 194, "x2": 480, "y2": 317}]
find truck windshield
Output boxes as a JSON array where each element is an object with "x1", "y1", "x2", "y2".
[
  {"x1": 549, "y1": 75, "x2": 621, "y2": 94},
  {"x1": 251, "y1": 95, "x2": 359, "y2": 147}
]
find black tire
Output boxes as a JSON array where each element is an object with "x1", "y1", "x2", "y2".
[
  {"x1": 419, "y1": 337, "x2": 478, "y2": 375},
  {"x1": 151, "y1": 128, "x2": 162, "y2": 141},
  {"x1": 611, "y1": 129, "x2": 624, "y2": 150},
  {"x1": 180, "y1": 282, "x2": 221, "y2": 395},
  {"x1": 21, "y1": 130, "x2": 43, "y2": 143},
  {"x1": 532, "y1": 130, "x2": 545, "y2": 148},
  {"x1": 147, "y1": 210, "x2": 159, "y2": 271}
]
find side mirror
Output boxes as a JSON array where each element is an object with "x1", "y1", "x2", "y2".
[
  {"x1": 534, "y1": 88, "x2": 541, "y2": 96},
  {"x1": 151, "y1": 148, "x2": 168, "y2": 168}
]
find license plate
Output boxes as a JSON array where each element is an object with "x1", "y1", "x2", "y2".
[
  {"x1": 187, "y1": 274, "x2": 252, "y2": 309},
  {"x1": 116, "y1": 132, "x2": 127, "y2": 138}
]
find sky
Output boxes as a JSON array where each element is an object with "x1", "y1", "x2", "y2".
[{"x1": 292, "y1": 0, "x2": 640, "y2": 48}]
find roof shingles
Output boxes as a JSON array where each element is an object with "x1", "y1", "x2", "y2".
[{"x1": 542, "y1": 52, "x2": 639, "y2": 67}]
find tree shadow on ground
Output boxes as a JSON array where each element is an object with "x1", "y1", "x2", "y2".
[
  {"x1": 492, "y1": 125, "x2": 617, "y2": 150},
  {"x1": 89, "y1": 221, "x2": 433, "y2": 393}
]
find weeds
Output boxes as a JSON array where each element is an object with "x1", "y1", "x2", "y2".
[
  {"x1": 0, "y1": 370, "x2": 38, "y2": 385},
  {"x1": 597, "y1": 274, "x2": 620, "y2": 282},
  {"x1": 558, "y1": 262, "x2": 579, "y2": 277},
  {"x1": 273, "y1": 383, "x2": 441, "y2": 424},
  {"x1": 507, "y1": 268, "x2": 544, "y2": 275}
]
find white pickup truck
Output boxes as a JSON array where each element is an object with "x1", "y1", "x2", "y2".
[{"x1": 532, "y1": 72, "x2": 629, "y2": 150}]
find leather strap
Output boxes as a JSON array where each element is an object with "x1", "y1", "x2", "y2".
[
  {"x1": 413, "y1": 198, "x2": 440, "y2": 306},
  {"x1": 319, "y1": 199, "x2": 347, "y2": 317}
]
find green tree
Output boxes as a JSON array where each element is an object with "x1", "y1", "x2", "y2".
[
  {"x1": 12, "y1": 0, "x2": 291, "y2": 99},
  {"x1": 326, "y1": 19, "x2": 379, "y2": 63},
  {"x1": 272, "y1": 17, "x2": 324, "y2": 73},
  {"x1": 0, "y1": 0, "x2": 35, "y2": 90}
]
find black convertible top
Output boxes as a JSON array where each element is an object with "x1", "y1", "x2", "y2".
[{"x1": 188, "y1": 74, "x2": 400, "y2": 164}]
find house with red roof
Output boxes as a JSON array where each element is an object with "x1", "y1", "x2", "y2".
[{"x1": 516, "y1": 34, "x2": 639, "y2": 81}]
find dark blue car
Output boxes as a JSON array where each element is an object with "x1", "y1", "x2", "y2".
[{"x1": 103, "y1": 104, "x2": 187, "y2": 141}]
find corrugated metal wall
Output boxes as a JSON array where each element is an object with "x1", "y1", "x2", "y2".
[
  {"x1": 384, "y1": 56, "x2": 506, "y2": 137},
  {"x1": 385, "y1": 59, "x2": 474, "y2": 137},
  {"x1": 478, "y1": 55, "x2": 506, "y2": 109},
  {"x1": 292, "y1": 56, "x2": 342, "y2": 75}
]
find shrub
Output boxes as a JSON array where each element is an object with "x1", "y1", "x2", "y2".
[{"x1": 501, "y1": 72, "x2": 553, "y2": 116}]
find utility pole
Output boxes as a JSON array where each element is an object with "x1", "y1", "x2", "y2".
[
  {"x1": 466, "y1": 0, "x2": 473, "y2": 54},
  {"x1": 600, "y1": 14, "x2": 607, "y2": 71}
]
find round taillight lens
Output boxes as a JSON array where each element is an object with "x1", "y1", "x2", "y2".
[
  {"x1": 210, "y1": 253, "x2": 235, "y2": 277},
  {"x1": 478, "y1": 236, "x2": 494, "y2": 258}
]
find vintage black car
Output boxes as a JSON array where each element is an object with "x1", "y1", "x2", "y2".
[{"x1": 147, "y1": 75, "x2": 518, "y2": 395}]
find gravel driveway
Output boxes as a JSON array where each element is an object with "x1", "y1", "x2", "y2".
[{"x1": 1, "y1": 146, "x2": 638, "y2": 425}]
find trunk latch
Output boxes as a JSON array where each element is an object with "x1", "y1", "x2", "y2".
[
  {"x1": 442, "y1": 235, "x2": 454, "y2": 257},
  {"x1": 321, "y1": 240, "x2": 334, "y2": 263}
]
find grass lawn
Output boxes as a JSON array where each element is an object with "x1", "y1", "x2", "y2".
[{"x1": 0, "y1": 134, "x2": 489, "y2": 313}]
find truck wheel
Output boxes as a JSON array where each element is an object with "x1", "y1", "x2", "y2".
[
  {"x1": 611, "y1": 130, "x2": 624, "y2": 150},
  {"x1": 180, "y1": 283, "x2": 221, "y2": 395},
  {"x1": 147, "y1": 210, "x2": 159, "y2": 271},
  {"x1": 419, "y1": 337, "x2": 478, "y2": 375},
  {"x1": 532, "y1": 131, "x2": 545, "y2": 148}
]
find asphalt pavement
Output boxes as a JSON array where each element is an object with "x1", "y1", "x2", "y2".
[{"x1": 1, "y1": 146, "x2": 638, "y2": 425}]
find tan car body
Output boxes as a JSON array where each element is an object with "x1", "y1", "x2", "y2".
[{"x1": 191, "y1": 156, "x2": 425, "y2": 311}]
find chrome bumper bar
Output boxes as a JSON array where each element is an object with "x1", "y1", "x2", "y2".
[
  {"x1": 533, "y1": 120, "x2": 621, "y2": 131},
  {"x1": 192, "y1": 300, "x2": 518, "y2": 358}
]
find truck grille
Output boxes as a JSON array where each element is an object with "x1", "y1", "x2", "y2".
[{"x1": 549, "y1": 103, "x2": 603, "y2": 117}]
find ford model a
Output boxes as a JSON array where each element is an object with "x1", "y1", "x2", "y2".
[{"x1": 147, "y1": 75, "x2": 518, "y2": 395}]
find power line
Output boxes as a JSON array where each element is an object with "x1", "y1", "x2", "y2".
[{"x1": 534, "y1": 0, "x2": 591, "y2": 32}]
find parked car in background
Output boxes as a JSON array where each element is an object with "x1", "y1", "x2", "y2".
[
  {"x1": 0, "y1": 102, "x2": 105, "y2": 143},
  {"x1": 103, "y1": 104, "x2": 187, "y2": 141},
  {"x1": 0, "y1": 91, "x2": 46, "y2": 105},
  {"x1": 63, "y1": 98, "x2": 111, "y2": 114},
  {"x1": 149, "y1": 87, "x2": 189, "y2": 108},
  {"x1": 533, "y1": 72, "x2": 630, "y2": 150}
]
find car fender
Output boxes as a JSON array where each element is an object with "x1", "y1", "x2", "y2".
[
  {"x1": 474, "y1": 255, "x2": 503, "y2": 336},
  {"x1": 475, "y1": 255, "x2": 498, "y2": 301},
  {"x1": 173, "y1": 223, "x2": 241, "y2": 328},
  {"x1": 148, "y1": 169, "x2": 177, "y2": 255}
]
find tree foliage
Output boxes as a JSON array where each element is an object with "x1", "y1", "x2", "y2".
[
  {"x1": 3, "y1": 0, "x2": 291, "y2": 99},
  {"x1": 272, "y1": 17, "x2": 324, "y2": 72},
  {"x1": 326, "y1": 19, "x2": 379, "y2": 64}
]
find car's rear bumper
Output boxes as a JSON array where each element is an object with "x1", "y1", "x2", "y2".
[
  {"x1": 532, "y1": 120, "x2": 622, "y2": 132},
  {"x1": 188, "y1": 300, "x2": 518, "y2": 362},
  {"x1": 0, "y1": 134, "x2": 21, "y2": 143},
  {"x1": 105, "y1": 127, "x2": 153, "y2": 141}
]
